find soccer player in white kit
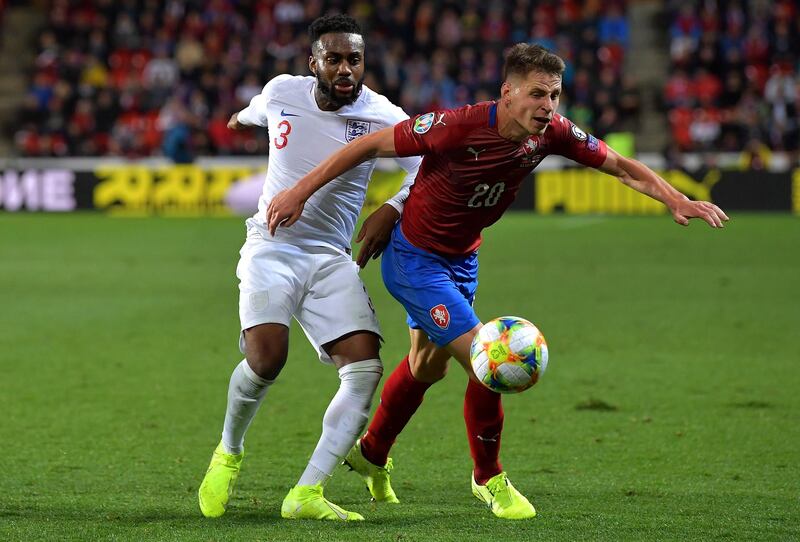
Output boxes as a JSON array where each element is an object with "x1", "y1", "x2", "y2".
[{"x1": 198, "y1": 15, "x2": 420, "y2": 521}]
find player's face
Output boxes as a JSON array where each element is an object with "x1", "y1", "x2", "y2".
[
  {"x1": 502, "y1": 71, "x2": 562, "y2": 136},
  {"x1": 309, "y1": 32, "x2": 365, "y2": 110}
]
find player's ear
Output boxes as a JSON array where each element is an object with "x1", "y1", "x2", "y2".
[
  {"x1": 500, "y1": 81, "x2": 511, "y2": 104},
  {"x1": 308, "y1": 56, "x2": 316, "y2": 75}
]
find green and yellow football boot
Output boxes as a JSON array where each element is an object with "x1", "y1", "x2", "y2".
[
  {"x1": 343, "y1": 439, "x2": 399, "y2": 503},
  {"x1": 198, "y1": 442, "x2": 244, "y2": 518},
  {"x1": 471, "y1": 471, "x2": 536, "y2": 520},
  {"x1": 281, "y1": 484, "x2": 364, "y2": 521}
]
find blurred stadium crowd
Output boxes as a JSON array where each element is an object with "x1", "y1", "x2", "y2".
[
  {"x1": 4, "y1": 0, "x2": 798, "y2": 164},
  {"x1": 8, "y1": 0, "x2": 636, "y2": 159},
  {"x1": 665, "y1": 0, "x2": 798, "y2": 159}
]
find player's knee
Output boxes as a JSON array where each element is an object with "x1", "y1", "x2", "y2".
[
  {"x1": 338, "y1": 358, "x2": 383, "y2": 400},
  {"x1": 325, "y1": 331, "x2": 381, "y2": 366},
  {"x1": 243, "y1": 324, "x2": 289, "y2": 380},
  {"x1": 409, "y1": 353, "x2": 449, "y2": 383},
  {"x1": 245, "y1": 353, "x2": 286, "y2": 381}
]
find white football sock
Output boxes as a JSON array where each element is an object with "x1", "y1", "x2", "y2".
[
  {"x1": 297, "y1": 358, "x2": 383, "y2": 486},
  {"x1": 221, "y1": 359, "x2": 274, "y2": 455}
]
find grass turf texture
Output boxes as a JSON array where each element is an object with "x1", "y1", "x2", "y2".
[{"x1": 0, "y1": 213, "x2": 798, "y2": 541}]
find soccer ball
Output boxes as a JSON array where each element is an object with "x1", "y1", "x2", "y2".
[{"x1": 470, "y1": 317, "x2": 549, "y2": 394}]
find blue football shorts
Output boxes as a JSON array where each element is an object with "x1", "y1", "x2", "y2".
[{"x1": 381, "y1": 221, "x2": 480, "y2": 346}]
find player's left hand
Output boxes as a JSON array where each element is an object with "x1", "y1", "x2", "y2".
[
  {"x1": 671, "y1": 199, "x2": 729, "y2": 228},
  {"x1": 267, "y1": 188, "x2": 305, "y2": 235},
  {"x1": 356, "y1": 203, "x2": 400, "y2": 268}
]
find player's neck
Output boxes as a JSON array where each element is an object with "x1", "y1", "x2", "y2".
[
  {"x1": 314, "y1": 88, "x2": 341, "y2": 111},
  {"x1": 495, "y1": 102, "x2": 530, "y2": 142}
]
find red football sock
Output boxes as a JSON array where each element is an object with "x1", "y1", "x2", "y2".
[
  {"x1": 464, "y1": 379, "x2": 504, "y2": 485},
  {"x1": 360, "y1": 356, "x2": 432, "y2": 467}
]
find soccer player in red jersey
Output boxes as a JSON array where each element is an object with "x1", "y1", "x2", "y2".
[{"x1": 267, "y1": 44, "x2": 729, "y2": 519}]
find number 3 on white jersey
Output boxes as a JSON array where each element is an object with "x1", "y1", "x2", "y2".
[
  {"x1": 467, "y1": 181, "x2": 505, "y2": 208},
  {"x1": 274, "y1": 120, "x2": 292, "y2": 149}
]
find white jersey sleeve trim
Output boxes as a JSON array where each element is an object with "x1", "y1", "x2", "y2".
[
  {"x1": 386, "y1": 156, "x2": 419, "y2": 214},
  {"x1": 236, "y1": 74, "x2": 294, "y2": 127}
]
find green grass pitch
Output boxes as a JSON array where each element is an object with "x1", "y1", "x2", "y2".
[{"x1": 0, "y1": 213, "x2": 798, "y2": 541}]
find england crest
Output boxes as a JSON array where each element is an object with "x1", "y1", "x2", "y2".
[{"x1": 346, "y1": 119, "x2": 371, "y2": 142}]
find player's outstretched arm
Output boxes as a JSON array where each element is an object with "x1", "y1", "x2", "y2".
[
  {"x1": 599, "y1": 148, "x2": 729, "y2": 228},
  {"x1": 267, "y1": 126, "x2": 398, "y2": 235}
]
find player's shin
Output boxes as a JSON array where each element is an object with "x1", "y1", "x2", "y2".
[
  {"x1": 360, "y1": 356, "x2": 433, "y2": 467},
  {"x1": 464, "y1": 378, "x2": 504, "y2": 485},
  {"x1": 221, "y1": 359, "x2": 274, "y2": 454},
  {"x1": 297, "y1": 358, "x2": 383, "y2": 486}
]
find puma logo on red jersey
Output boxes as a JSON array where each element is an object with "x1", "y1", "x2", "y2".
[
  {"x1": 467, "y1": 147, "x2": 486, "y2": 160},
  {"x1": 429, "y1": 304, "x2": 450, "y2": 329}
]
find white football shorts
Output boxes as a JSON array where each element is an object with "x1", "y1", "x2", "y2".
[{"x1": 236, "y1": 231, "x2": 381, "y2": 364}]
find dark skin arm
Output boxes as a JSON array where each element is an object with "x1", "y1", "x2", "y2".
[
  {"x1": 266, "y1": 126, "x2": 398, "y2": 235},
  {"x1": 355, "y1": 203, "x2": 401, "y2": 268}
]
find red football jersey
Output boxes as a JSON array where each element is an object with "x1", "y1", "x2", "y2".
[{"x1": 394, "y1": 102, "x2": 608, "y2": 255}]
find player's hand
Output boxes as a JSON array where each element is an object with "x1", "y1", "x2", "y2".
[
  {"x1": 227, "y1": 113, "x2": 243, "y2": 130},
  {"x1": 671, "y1": 199, "x2": 729, "y2": 228},
  {"x1": 266, "y1": 188, "x2": 305, "y2": 235},
  {"x1": 356, "y1": 203, "x2": 400, "y2": 268}
]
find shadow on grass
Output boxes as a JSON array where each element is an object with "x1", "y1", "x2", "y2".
[
  {"x1": 0, "y1": 506, "x2": 208, "y2": 524},
  {"x1": 0, "y1": 503, "x2": 475, "y2": 529},
  {"x1": 729, "y1": 400, "x2": 772, "y2": 409},
  {"x1": 575, "y1": 398, "x2": 618, "y2": 411}
]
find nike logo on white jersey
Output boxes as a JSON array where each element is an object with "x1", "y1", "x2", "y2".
[
  {"x1": 280, "y1": 109, "x2": 300, "y2": 117},
  {"x1": 467, "y1": 147, "x2": 486, "y2": 160}
]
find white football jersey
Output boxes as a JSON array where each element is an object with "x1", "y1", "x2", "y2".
[{"x1": 237, "y1": 74, "x2": 420, "y2": 251}]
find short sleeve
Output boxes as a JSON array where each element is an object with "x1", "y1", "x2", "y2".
[
  {"x1": 393, "y1": 109, "x2": 469, "y2": 157},
  {"x1": 236, "y1": 74, "x2": 293, "y2": 128},
  {"x1": 548, "y1": 116, "x2": 608, "y2": 168},
  {"x1": 372, "y1": 94, "x2": 410, "y2": 128}
]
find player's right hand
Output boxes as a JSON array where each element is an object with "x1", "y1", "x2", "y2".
[
  {"x1": 671, "y1": 199, "x2": 729, "y2": 228},
  {"x1": 267, "y1": 188, "x2": 305, "y2": 235},
  {"x1": 227, "y1": 113, "x2": 242, "y2": 130},
  {"x1": 356, "y1": 203, "x2": 400, "y2": 268}
]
